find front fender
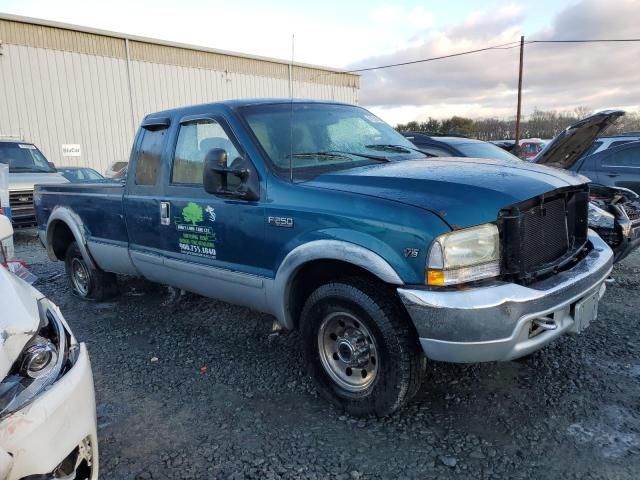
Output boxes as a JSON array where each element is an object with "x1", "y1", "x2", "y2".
[
  {"x1": 267, "y1": 238, "x2": 404, "y2": 329},
  {"x1": 46, "y1": 207, "x2": 97, "y2": 269}
]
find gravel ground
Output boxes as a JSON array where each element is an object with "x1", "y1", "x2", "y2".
[{"x1": 13, "y1": 230, "x2": 640, "y2": 479}]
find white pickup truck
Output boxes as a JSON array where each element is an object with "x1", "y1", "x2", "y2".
[{"x1": 0, "y1": 139, "x2": 67, "y2": 227}]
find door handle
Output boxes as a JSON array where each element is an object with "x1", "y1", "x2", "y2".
[
  {"x1": 606, "y1": 173, "x2": 620, "y2": 178},
  {"x1": 160, "y1": 202, "x2": 171, "y2": 226}
]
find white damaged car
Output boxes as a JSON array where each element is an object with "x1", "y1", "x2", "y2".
[{"x1": 0, "y1": 214, "x2": 98, "y2": 479}]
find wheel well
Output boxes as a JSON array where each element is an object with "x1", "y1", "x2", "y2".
[
  {"x1": 50, "y1": 221, "x2": 76, "y2": 260},
  {"x1": 287, "y1": 259, "x2": 394, "y2": 329}
]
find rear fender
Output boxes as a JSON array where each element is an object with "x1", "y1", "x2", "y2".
[{"x1": 46, "y1": 207, "x2": 97, "y2": 269}]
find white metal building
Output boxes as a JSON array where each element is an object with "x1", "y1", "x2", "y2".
[{"x1": 0, "y1": 14, "x2": 360, "y2": 172}]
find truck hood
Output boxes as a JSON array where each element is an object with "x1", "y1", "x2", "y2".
[
  {"x1": 9, "y1": 172, "x2": 68, "y2": 191},
  {"x1": 307, "y1": 158, "x2": 588, "y2": 228},
  {"x1": 0, "y1": 267, "x2": 43, "y2": 380},
  {"x1": 534, "y1": 110, "x2": 625, "y2": 169}
]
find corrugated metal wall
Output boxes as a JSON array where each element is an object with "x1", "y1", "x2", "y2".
[{"x1": 0, "y1": 17, "x2": 359, "y2": 172}]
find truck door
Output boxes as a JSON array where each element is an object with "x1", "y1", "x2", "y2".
[
  {"x1": 159, "y1": 115, "x2": 268, "y2": 311},
  {"x1": 124, "y1": 118, "x2": 171, "y2": 280}
]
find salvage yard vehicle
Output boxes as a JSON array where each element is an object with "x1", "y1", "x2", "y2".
[
  {"x1": 35, "y1": 100, "x2": 613, "y2": 416},
  {"x1": 404, "y1": 111, "x2": 640, "y2": 264},
  {"x1": 104, "y1": 161, "x2": 128, "y2": 178},
  {"x1": 533, "y1": 111, "x2": 640, "y2": 262},
  {"x1": 58, "y1": 166, "x2": 105, "y2": 183},
  {"x1": 0, "y1": 139, "x2": 68, "y2": 227},
  {"x1": 0, "y1": 214, "x2": 98, "y2": 479}
]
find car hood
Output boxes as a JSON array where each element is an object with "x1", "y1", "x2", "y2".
[
  {"x1": 307, "y1": 158, "x2": 588, "y2": 228},
  {"x1": 8, "y1": 172, "x2": 68, "y2": 191},
  {"x1": 0, "y1": 267, "x2": 43, "y2": 379},
  {"x1": 534, "y1": 110, "x2": 625, "y2": 169}
]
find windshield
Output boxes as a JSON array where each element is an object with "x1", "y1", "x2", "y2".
[
  {"x1": 239, "y1": 103, "x2": 426, "y2": 178},
  {"x1": 0, "y1": 143, "x2": 54, "y2": 173},
  {"x1": 455, "y1": 142, "x2": 521, "y2": 162},
  {"x1": 60, "y1": 168, "x2": 104, "y2": 182}
]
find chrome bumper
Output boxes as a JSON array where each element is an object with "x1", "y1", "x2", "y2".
[{"x1": 398, "y1": 231, "x2": 614, "y2": 363}]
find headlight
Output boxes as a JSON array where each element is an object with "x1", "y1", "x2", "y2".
[
  {"x1": 588, "y1": 202, "x2": 615, "y2": 229},
  {"x1": 426, "y1": 224, "x2": 500, "y2": 286},
  {"x1": 0, "y1": 298, "x2": 77, "y2": 419}
]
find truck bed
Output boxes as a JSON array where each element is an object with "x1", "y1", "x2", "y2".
[{"x1": 35, "y1": 182, "x2": 128, "y2": 245}]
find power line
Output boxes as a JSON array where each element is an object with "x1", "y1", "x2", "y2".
[
  {"x1": 344, "y1": 41, "x2": 522, "y2": 74},
  {"x1": 529, "y1": 39, "x2": 640, "y2": 44},
  {"x1": 340, "y1": 38, "x2": 640, "y2": 74}
]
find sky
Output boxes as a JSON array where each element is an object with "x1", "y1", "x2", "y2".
[{"x1": 1, "y1": 0, "x2": 639, "y2": 125}]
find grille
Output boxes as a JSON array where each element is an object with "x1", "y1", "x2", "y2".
[
  {"x1": 622, "y1": 202, "x2": 640, "y2": 222},
  {"x1": 9, "y1": 189, "x2": 36, "y2": 227},
  {"x1": 500, "y1": 188, "x2": 589, "y2": 283},
  {"x1": 521, "y1": 198, "x2": 569, "y2": 270}
]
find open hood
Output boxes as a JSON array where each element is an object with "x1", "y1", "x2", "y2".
[{"x1": 534, "y1": 110, "x2": 625, "y2": 169}]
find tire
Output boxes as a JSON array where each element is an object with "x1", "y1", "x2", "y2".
[
  {"x1": 64, "y1": 241, "x2": 117, "y2": 300},
  {"x1": 300, "y1": 278, "x2": 426, "y2": 417}
]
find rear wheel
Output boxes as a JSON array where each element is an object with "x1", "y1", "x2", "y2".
[
  {"x1": 64, "y1": 241, "x2": 117, "y2": 300},
  {"x1": 300, "y1": 278, "x2": 425, "y2": 417}
]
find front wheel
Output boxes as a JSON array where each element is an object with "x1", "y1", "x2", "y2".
[
  {"x1": 300, "y1": 278, "x2": 425, "y2": 417},
  {"x1": 64, "y1": 241, "x2": 117, "y2": 300}
]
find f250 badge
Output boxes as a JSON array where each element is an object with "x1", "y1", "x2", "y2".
[{"x1": 268, "y1": 216, "x2": 294, "y2": 228}]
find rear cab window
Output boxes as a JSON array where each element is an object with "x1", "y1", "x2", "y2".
[{"x1": 135, "y1": 128, "x2": 168, "y2": 185}]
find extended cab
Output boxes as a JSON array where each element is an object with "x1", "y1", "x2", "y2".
[{"x1": 35, "y1": 100, "x2": 614, "y2": 416}]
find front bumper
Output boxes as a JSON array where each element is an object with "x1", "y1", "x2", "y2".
[
  {"x1": 398, "y1": 231, "x2": 614, "y2": 363},
  {"x1": 0, "y1": 344, "x2": 98, "y2": 480}
]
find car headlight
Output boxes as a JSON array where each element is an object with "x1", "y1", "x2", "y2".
[
  {"x1": 588, "y1": 202, "x2": 615, "y2": 229},
  {"x1": 426, "y1": 223, "x2": 500, "y2": 286},
  {"x1": 0, "y1": 298, "x2": 78, "y2": 419}
]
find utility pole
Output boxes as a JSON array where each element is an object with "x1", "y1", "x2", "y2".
[{"x1": 514, "y1": 36, "x2": 524, "y2": 155}]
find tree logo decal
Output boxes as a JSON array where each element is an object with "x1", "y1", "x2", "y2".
[{"x1": 182, "y1": 202, "x2": 203, "y2": 226}]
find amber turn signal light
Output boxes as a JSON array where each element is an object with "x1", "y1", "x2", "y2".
[{"x1": 426, "y1": 269, "x2": 445, "y2": 286}]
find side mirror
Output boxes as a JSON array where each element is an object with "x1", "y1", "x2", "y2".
[
  {"x1": 0, "y1": 214, "x2": 13, "y2": 242},
  {"x1": 203, "y1": 148, "x2": 259, "y2": 201}
]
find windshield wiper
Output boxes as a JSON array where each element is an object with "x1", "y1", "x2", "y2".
[
  {"x1": 287, "y1": 151, "x2": 389, "y2": 162},
  {"x1": 8, "y1": 167, "x2": 51, "y2": 173},
  {"x1": 365, "y1": 144, "x2": 430, "y2": 156}
]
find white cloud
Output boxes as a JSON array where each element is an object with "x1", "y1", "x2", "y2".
[
  {"x1": 3, "y1": 0, "x2": 435, "y2": 68},
  {"x1": 356, "y1": 0, "x2": 640, "y2": 124},
  {"x1": 368, "y1": 5, "x2": 434, "y2": 28}
]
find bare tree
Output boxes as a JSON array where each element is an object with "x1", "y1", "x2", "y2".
[{"x1": 396, "y1": 107, "x2": 640, "y2": 140}]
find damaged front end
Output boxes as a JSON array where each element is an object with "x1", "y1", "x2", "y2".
[{"x1": 589, "y1": 184, "x2": 640, "y2": 263}]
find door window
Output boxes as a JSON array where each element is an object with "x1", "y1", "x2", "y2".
[
  {"x1": 604, "y1": 146, "x2": 640, "y2": 167},
  {"x1": 135, "y1": 128, "x2": 167, "y2": 185},
  {"x1": 172, "y1": 119, "x2": 241, "y2": 185}
]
